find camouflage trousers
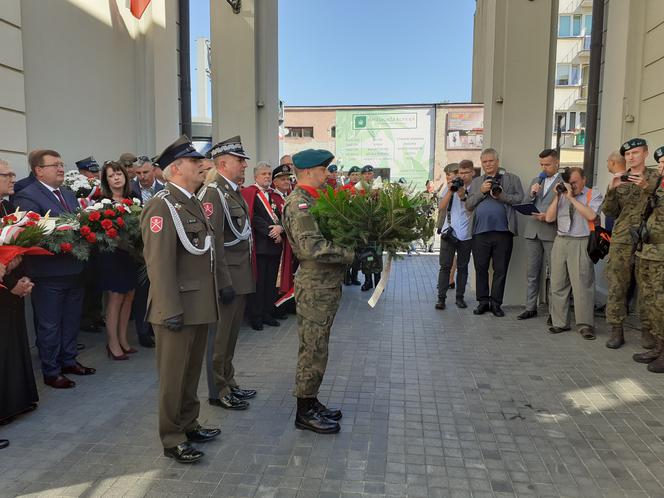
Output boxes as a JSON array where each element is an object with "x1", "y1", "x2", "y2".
[
  {"x1": 635, "y1": 257, "x2": 664, "y2": 340},
  {"x1": 605, "y1": 243, "x2": 650, "y2": 329},
  {"x1": 293, "y1": 284, "x2": 342, "y2": 398}
]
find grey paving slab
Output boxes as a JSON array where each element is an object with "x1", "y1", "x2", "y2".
[{"x1": 1, "y1": 255, "x2": 664, "y2": 497}]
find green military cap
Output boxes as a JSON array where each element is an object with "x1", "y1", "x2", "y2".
[
  {"x1": 361, "y1": 164, "x2": 374, "y2": 173},
  {"x1": 348, "y1": 166, "x2": 361, "y2": 174},
  {"x1": 620, "y1": 137, "x2": 647, "y2": 156},
  {"x1": 654, "y1": 146, "x2": 664, "y2": 163},
  {"x1": 292, "y1": 149, "x2": 334, "y2": 169}
]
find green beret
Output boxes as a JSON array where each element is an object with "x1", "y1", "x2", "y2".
[
  {"x1": 620, "y1": 137, "x2": 647, "y2": 156},
  {"x1": 348, "y1": 166, "x2": 361, "y2": 174},
  {"x1": 655, "y1": 146, "x2": 664, "y2": 163},
  {"x1": 292, "y1": 149, "x2": 334, "y2": 169}
]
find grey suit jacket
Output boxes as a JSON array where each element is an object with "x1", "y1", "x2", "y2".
[
  {"x1": 522, "y1": 175, "x2": 562, "y2": 241},
  {"x1": 466, "y1": 171, "x2": 525, "y2": 236}
]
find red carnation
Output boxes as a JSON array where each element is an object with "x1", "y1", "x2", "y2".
[
  {"x1": 105, "y1": 228, "x2": 118, "y2": 239},
  {"x1": 121, "y1": 198, "x2": 133, "y2": 206},
  {"x1": 88, "y1": 211, "x2": 101, "y2": 222},
  {"x1": 26, "y1": 212, "x2": 41, "y2": 221},
  {"x1": 56, "y1": 225, "x2": 73, "y2": 231},
  {"x1": 116, "y1": 205, "x2": 126, "y2": 214},
  {"x1": 116, "y1": 217, "x2": 125, "y2": 227},
  {"x1": 2, "y1": 214, "x2": 17, "y2": 225},
  {"x1": 25, "y1": 221, "x2": 36, "y2": 227},
  {"x1": 101, "y1": 219, "x2": 114, "y2": 230},
  {"x1": 60, "y1": 242, "x2": 73, "y2": 253},
  {"x1": 85, "y1": 232, "x2": 97, "y2": 243},
  {"x1": 103, "y1": 209, "x2": 116, "y2": 218},
  {"x1": 80, "y1": 225, "x2": 92, "y2": 236}
]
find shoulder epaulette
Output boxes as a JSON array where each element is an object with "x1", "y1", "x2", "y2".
[
  {"x1": 207, "y1": 181, "x2": 218, "y2": 189},
  {"x1": 155, "y1": 190, "x2": 170, "y2": 199}
]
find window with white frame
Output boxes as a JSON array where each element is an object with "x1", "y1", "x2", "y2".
[{"x1": 555, "y1": 64, "x2": 581, "y2": 86}]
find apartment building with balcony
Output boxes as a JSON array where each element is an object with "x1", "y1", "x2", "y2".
[{"x1": 553, "y1": 0, "x2": 593, "y2": 165}]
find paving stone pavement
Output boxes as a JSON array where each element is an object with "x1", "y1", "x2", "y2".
[{"x1": 1, "y1": 255, "x2": 664, "y2": 498}]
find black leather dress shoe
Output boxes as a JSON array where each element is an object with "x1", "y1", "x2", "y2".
[
  {"x1": 263, "y1": 317, "x2": 280, "y2": 327},
  {"x1": 548, "y1": 326, "x2": 571, "y2": 334},
  {"x1": 473, "y1": 302, "x2": 491, "y2": 315},
  {"x1": 139, "y1": 336, "x2": 155, "y2": 348},
  {"x1": 250, "y1": 321, "x2": 264, "y2": 331},
  {"x1": 313, "y1": 399, "x2": 342, "y2": 421},
  {"x1": 455, "y1": 298, "x2": 467, "y2": 309},
  {"x1": 186, "y1": 426, "x2": 221, "y2": 443},
  {"x1": 295, "y1": 409, "x2": 340, "y2": 434},
  {"x1": 44, "y1": 375, "x2": 76, "y2": 389},
  {"x1": 361, "y1": 281, "x2": 373, "y2": 292},
  {"x1": 517, "y1": 309, "x2": 537, "y2": 320},
  {"x1": 435, "y1": 300, "x2": 445, "y2": 310},
  {"x1": 491, "y1": 304, "x2": 505, "y2": 317},
  {"x1": 164, "y1": 441, "x2": 204, "y2": 463},
  {"x1": 0, "y1": 439, "x2": 9, "y2": 450},
  {"x1": 61, "y1": 362, "x2": 96, "y2": 376},
  {"x1": 215, "y1": 393, "x2": 249, "y2": 410},
  {"x1": 231, "y1": 387, "x2": 257, "y2": 400}
]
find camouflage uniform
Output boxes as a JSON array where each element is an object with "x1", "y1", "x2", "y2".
[
  {"x1": 635, "y1": 178, "x2": 664, "y2": 341},
  {"x1": 282, "y1": 187, "x2": 354, "y2": 398},
  {"x1": 601, "y1": 168, "x2": 659, "y2": 327}
]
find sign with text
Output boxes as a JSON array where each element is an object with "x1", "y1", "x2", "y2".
[
  {"x1": 335, "y1": 108, "x2": 434, "y2": 187},
  {"x1": 446, "y1": 111, "x2": 484, "y2": 150}
]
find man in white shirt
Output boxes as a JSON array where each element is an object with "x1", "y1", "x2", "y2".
[
  {"x1": 545, "y1": 167, "x2": 603, "y2": 339},
  {"x1": 436, "y1": 160, "x2": 474, "y2": 310}
]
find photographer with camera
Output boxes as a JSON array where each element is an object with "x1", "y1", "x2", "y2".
[
  {"x1": 601, "y1": 138, "x2": 659, "y2": 349},
  {"x1": 435, "y1": 161, "x2": 474, "y2": 310},
  {"x1": 632, "y1": 146, "x2": 664, "y2": 372},
  {"x1": 518, "y1": 149, "x2": 563, "y2": 321},
  {"x1": 545, "y1": 167, "x2": 603, "y2": 339},
  {"x1": 466, "y1": 148, "x2": 525, "y2": 317}
]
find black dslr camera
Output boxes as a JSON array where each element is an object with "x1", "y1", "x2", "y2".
[
  {"x1": 485, "y1": 175, "x2": 503, "y2": 196},
  {"x1": 620, "y1": 168, "x2": 632, "y2": 182},
  {"x1": 555, "y1": 167, "x2": 571, "y2": 194},
  {"x1": 449, "y1": 177, "x2": 464, "y2": 192}
]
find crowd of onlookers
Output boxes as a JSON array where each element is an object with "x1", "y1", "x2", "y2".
[{"x1": 433, "y1": 141, "x2": 664, "y2": 374}]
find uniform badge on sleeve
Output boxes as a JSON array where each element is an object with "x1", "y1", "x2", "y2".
[
  {"x1": 150, "y1": 216, "x2": 163, "y2": 233},
  {"x1": 203, "y1": 202, "x2": 214, "y2": 218},
  {"x1": 298, "y1": 203, "x2": 309, "y2": 210}
]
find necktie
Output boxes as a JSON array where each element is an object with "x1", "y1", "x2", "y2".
[
  {"x1": 53, "y1": 189, "x2": 69, "y2": 212},
  {"x1": 142, "y1": 188, "x2": 153, "y2": 204}
]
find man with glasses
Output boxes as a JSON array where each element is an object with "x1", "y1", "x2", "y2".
[
  {"x1": 0, "y1": 160, "x2": 17, "y2": 216},
  {"x1": 13, "y1": 150, "x2": 95, "y2": 389}
]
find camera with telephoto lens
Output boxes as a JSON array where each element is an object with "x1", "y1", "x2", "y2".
[
  {"x1": 485, "y1": 175, "x2": 503, "y2": 196},
  {"x1": 555, "y1": 167, "x2": 571, "y2": 194},
  {"x1": 449, "y1": 177, "x2": 464, "y2": 192},
  {"x1": 620, "y1": 168, "x2": 632, "y2": 182}
]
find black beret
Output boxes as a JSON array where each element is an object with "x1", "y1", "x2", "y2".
[
  {"x1": 654, "y1": 146, "x2": 664, "y2": 163},
  {"x1": 361, "y1": 165, "x2": 374, "y2": 173},
  {"x1": 620, "y1": 138, "x2": 647, "y2": 156}
]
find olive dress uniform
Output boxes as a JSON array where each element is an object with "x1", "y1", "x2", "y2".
[
  {"x1": 141, "y1": 136, "x2": 220, "y2": 463},
  {"x1": 199, "y1": 137, "x2": 256, "y2": 410},
  {"x1": 602, "y1": 138, "x2": 659, "y2": 348},
  {"x1": 282, "y1": 149, "x2": 355, "y2": 434}
]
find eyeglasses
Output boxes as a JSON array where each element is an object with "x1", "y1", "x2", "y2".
[
  {"x1": 281, "y1": 162, "x2": 294, "y2": 167},
  {"x1": 38, "y1": 162, "x2": 65, "y2": 169},
  {"x1": 0, "y1": 172, "x2": 16, "y2": 179}
]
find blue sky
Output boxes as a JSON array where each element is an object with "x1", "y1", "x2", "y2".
[{"x1": 190, "y1": 0, "x2": 475, "y2": 111}]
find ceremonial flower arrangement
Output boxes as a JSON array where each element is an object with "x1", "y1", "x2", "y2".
[
  {"x1": 310, "y1": 182, "x2": 435, "y2": 258},
  {"x1": 1, "y1": 198, "x2": 144, "y2": 262},
  {"x1": 63, "y1": 170, "x2": 100, "y2": 198}
]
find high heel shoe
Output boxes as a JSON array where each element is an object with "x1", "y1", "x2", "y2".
[
  {"x1": 106, "y1": 345, "x2": 129, "y2": 361},
  {"x1": 121, "y1": 345, "x2": 138, "y2": 354}
]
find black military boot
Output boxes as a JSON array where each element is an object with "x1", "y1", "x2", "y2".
[
  {"x1": 641, "y1": 329, "x2": 656, "y2": 349},
  {"x1": 361, "y1": 278, "x2": 373, "y2": 292},
  {"x1": 295, "y1": 398, "x2": 340, "y2": 434},
  {"x1": 634, "y1": 337, "x2": 663, "y2": 364},
  {"x1": 313, "y1": 398, "x2": 342, "y2": 421},
  {"x1": 605, "y1": 325, "x2": 625, "y2": 349},
  {"x1": 647, "y1": 341, "x2": 664, "y2": 373}
]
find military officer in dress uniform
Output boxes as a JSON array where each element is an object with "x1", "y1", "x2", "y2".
[
  {"x1": 602, "y1": 138, "x2": 659, "y2": 349},
  {"x1": 633, "y1": 146, "x2": 664, "y2": 372},
  {"x1": 199, "y1": 136, "x2": 257, "y2": 411},
  {"x1": 141, "y1": 136, "x2": 221, "y2": 464},
  {"x1": 282, "y1": 149, "x2": 365, "y2": 434}
]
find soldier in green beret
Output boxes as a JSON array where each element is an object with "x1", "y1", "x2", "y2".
[
  {"x1": 602, "y1": 138, "x2": 659, "y2": 349},
  {"x1": 282, "y1": 149, "x2": 371, "y2": 433},
  {"x1": 632, "y1": 146, "x2": 664, "y2": 371}
]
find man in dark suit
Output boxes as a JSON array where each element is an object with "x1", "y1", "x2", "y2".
[
  {"x1": 130, "y1": 156, "x2": 164, "y2": 347},
  {"x1": 518, "y1": 149, "x2": 562, "y2": 320},
  {"x1": 242, "y1": 162, "x2": 284, "y2": 330},
  {"x1": 12, "y1": 150, "x2": 95, "y2": 389}
]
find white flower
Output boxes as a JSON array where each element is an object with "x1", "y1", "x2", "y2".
[
  {"x1": 93, "y1": 203, "x2": 104, "y2": 210},
  {"x1": 132, "y1": 198, "x2": 141, "y2": 205},
  {"x1": 101, "y1": 199, "x2": 112, "y2": 205}
]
